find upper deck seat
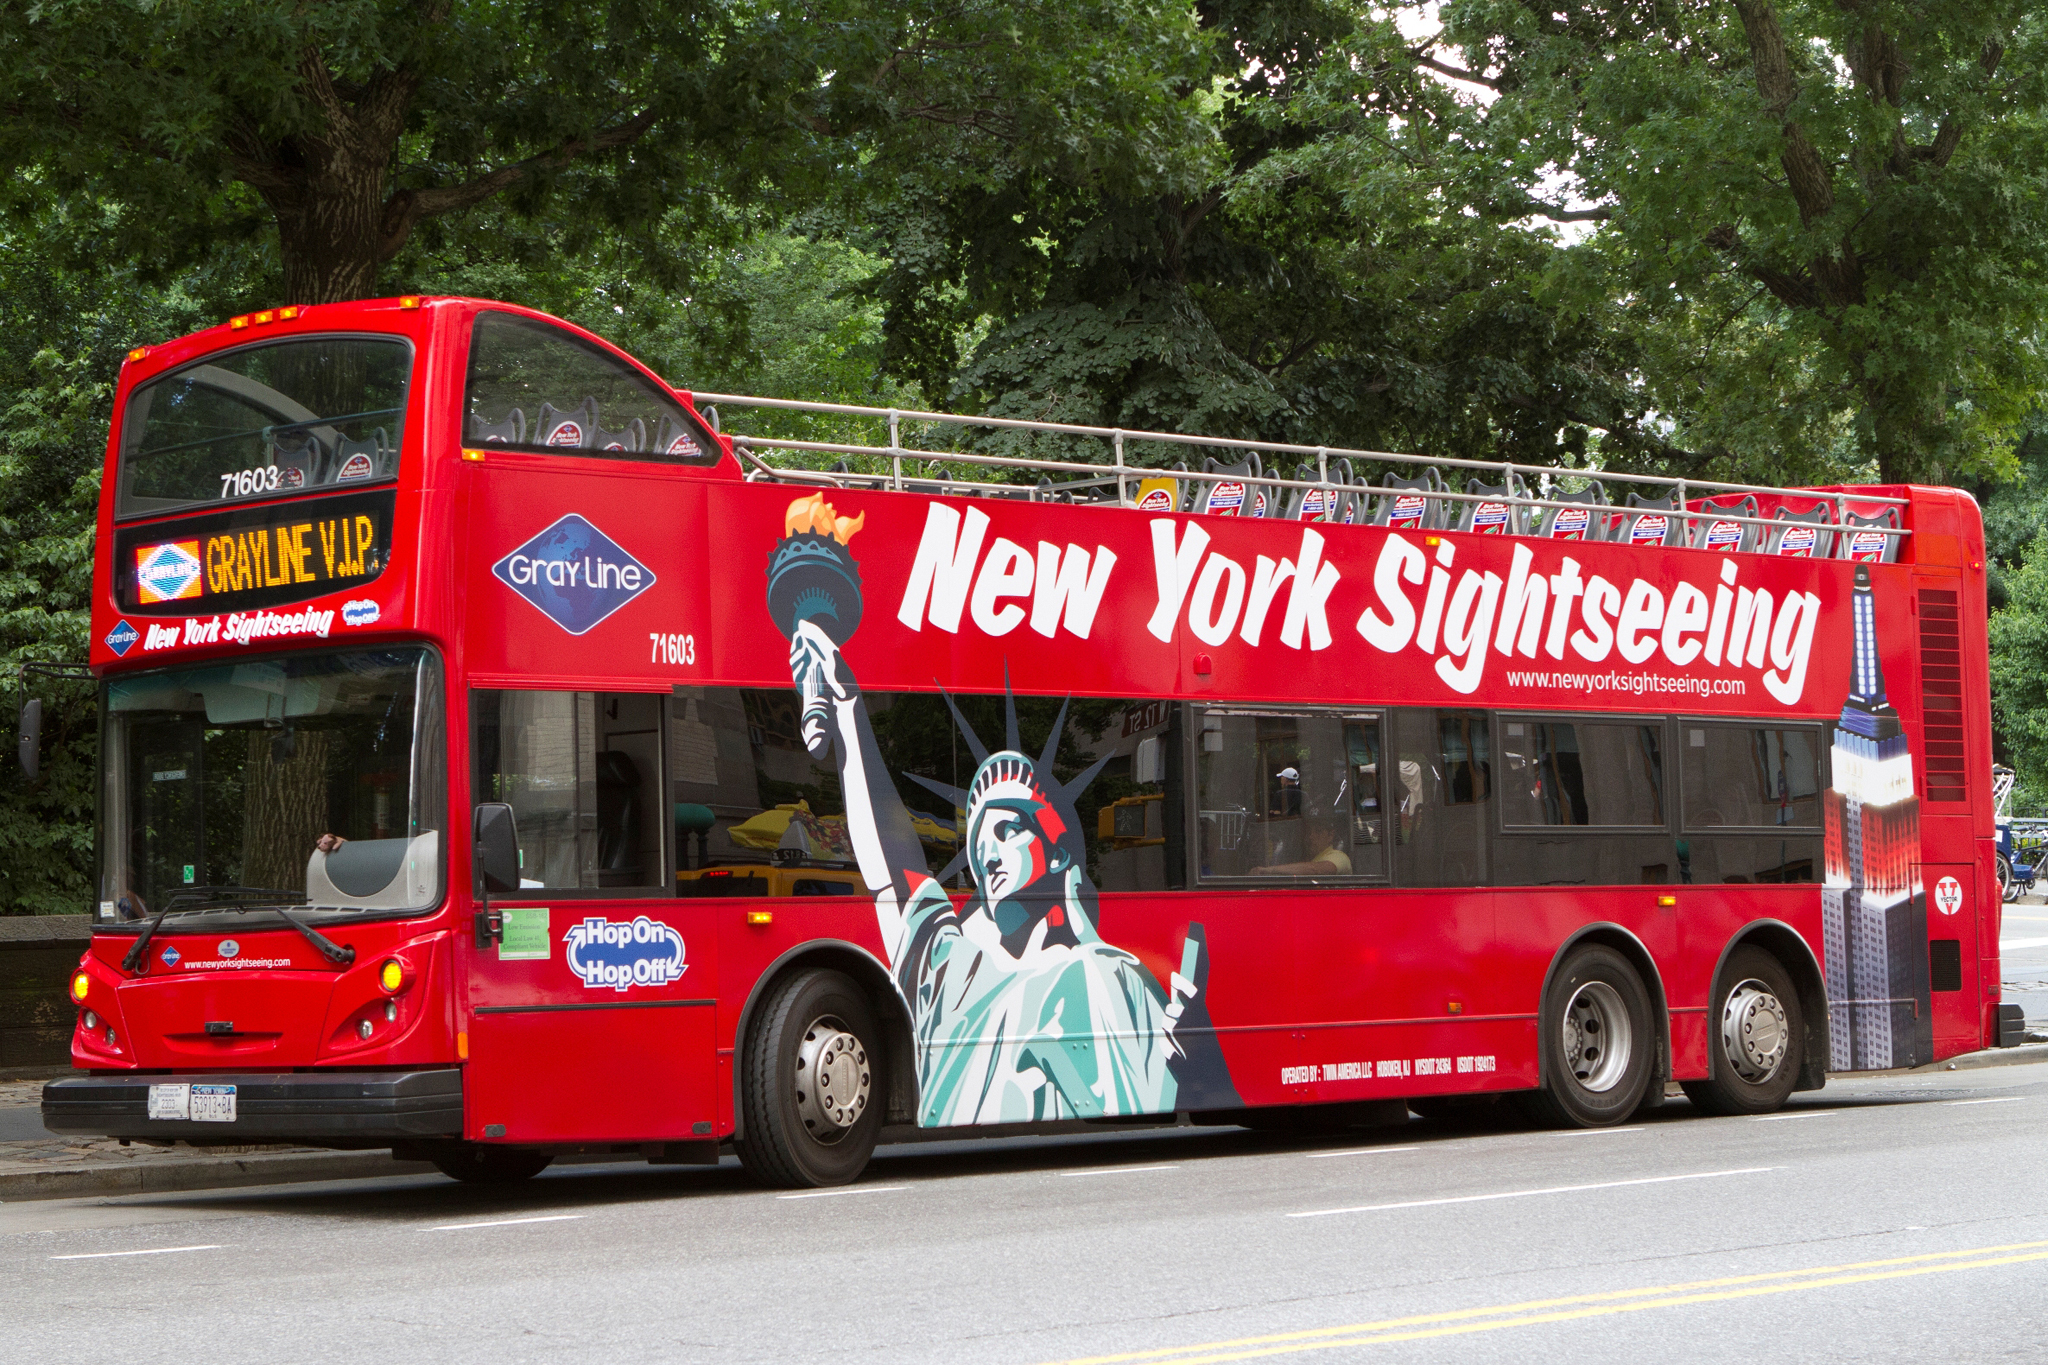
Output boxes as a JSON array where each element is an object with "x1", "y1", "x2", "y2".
[
  {"x1": 1368, "y1": 469, "x2": 1448, "y2": 532},
  {"x1": 653, "y1": 413, "x2": 707, "y2": 460},
  {"x1": 536, "y1": 398, "x2": 599, "y2": 448},
  {"x1": 1283, "y1": 457, "x2": 1353, "y2": 522},
  {"x1": 332, "y1": 429, "x2": 391, "y2": 483},
  {"x1": 467, "y1": 409, "x2": 526, "y2": 445},
  {"x1": 1690, "y1": 494, "x2": 1760, "y2": 554},
  {"x1": 592, "y1": 417, "x2": 647, "y2": 453},
  {"x1": 269, "y1": 431, "x2": 327, "y2": 490},
  {"x1": 1764, "y1": 502, "x2": 1835, "y2": 559},
  {"x1": 1194, "y1": 454, "x2": 1265, "y2": 517},
  {"x1": 1457, "y1": 474, "x2": 1530, "y2": 536},
  {"x1": 1535, "y1": 484, "x2": 1608, "y2": 541},
  {"x1": 1839, "y1": 507, "x2": 1902, "y2": 563},
  {"x1": 1618, "y1": 491, "x2": 1688, "y2": 547}
]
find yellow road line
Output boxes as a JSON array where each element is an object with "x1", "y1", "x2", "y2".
[{"x1": 1039, "y1": 1239, "x2": 2048, "y2": 1365}]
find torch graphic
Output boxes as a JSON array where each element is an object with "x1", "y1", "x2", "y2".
[{"x1": 766, "y1": 493, "x2": 867, "y2": 644}]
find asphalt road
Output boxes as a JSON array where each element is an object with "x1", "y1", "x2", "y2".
[{"x1": 7, "y1": 1058, "x2": 2048, "y2": 1365}]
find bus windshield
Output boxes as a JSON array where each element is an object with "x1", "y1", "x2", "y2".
[
  {"x1": 98, "y1": 648, "x2": 445, "y2": 924},
  {"x1": 117, "y1": 336, "x2": 411, "y2": 519}
]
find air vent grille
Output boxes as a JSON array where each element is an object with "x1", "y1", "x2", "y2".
[{"x1": 1919, "y1": 588, "x2": 1965, "y2": 802}]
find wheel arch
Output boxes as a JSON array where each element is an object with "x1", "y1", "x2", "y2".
[
  {"x1": 730, "y1": 939, "x2": 914, "y2": 1143},
  {"x1": 1537, "y1": 923, "x2": 1672, "y2": 1091},
  {"x1": 1710, "y1": 920, "x2": 1829, "y2": 1092}
]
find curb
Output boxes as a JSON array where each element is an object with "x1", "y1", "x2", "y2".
[
  {"x1": 0, "y1": 1150, "x2": 433, "y2": 1202},
  {"x1": 1908, "y1": 1043, "x2": 2048, "y2": 1074}
]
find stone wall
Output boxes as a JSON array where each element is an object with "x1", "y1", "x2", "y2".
[{"x1": 0, "y1": 917, "x2": 89, "y2": 1070}]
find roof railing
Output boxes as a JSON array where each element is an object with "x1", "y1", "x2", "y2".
[{"x1": 689, "y1": 391, "x2": 1911, "y2": 545}]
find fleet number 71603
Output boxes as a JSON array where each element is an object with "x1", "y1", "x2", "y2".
[{"x1": 651, "y1": 633, "x2": 697, "y2": 665}]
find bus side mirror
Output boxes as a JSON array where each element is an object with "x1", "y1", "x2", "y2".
[
  {"x1": 473, "y1": 803, "x2": 520, "y2": 895},
  {"x1": 18, "y1": 698, "x2": 41, "y2": 780}
]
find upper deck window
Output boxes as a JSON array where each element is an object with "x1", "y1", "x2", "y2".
[
  {"x1": 117, "y1": 336, "x2": 410, "y2": 520},
  {"x1": 463, "y1": 312, "x2": 719, "y2": 464}
]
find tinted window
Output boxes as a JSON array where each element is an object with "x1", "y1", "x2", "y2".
[
  {"x1": 1500, "y1": 720, "x2": 1666, "y2": 827},
  {"x1": 1195, "y1": 709, "x2": 1385, "y2": 881},
  {"x1": 1681, "y1": 725, "x2": 1824, "y2": 829},
  {"x1": 473, "y1": 690, "x2": 666, "y2": 892},
  {"x1": 1390, "y1": 709, "x2": 1490, "y2": 887},
  {"x1": 667, "y1": 687, "x2": 1175, "y2": 892},
  {"x1": 118, "y1": 337, "x2": 410, "y2": 518},
  {"x1": 464, "y1": 312, "x2": 718, "y2": 463}
]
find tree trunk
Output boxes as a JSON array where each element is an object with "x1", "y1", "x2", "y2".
[
  {"x1": 240, "y1": 730, "x2": 332, "y2": 893},
  {"x1": 266, "y1": 171, "x2": 391, "y2": 305}
]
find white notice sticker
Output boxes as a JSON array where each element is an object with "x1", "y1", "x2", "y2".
[
  {"x1": 190, "y1": 1084, "x2": 237, "y2": 1123},
  {"x1": 147, "y1": 1083, "x2": 191, "y2": 1121}
]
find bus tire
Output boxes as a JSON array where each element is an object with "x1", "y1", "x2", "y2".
[
  {"x1": 1681, "y1": 947, "x2": 1802, "y2": 1117},
  {"x1": 1999, "y1": 854, "x2": 2017, "y2": 903},
  {"x1": 1521, "y1": 944, "x2": 1655, "y2": 1127},
  {"x1": 736, "y1": 967, "x2": 884, "y2": 1188},
  {"x1": 429, "y1": 1144, "x2": 553, "y2": 1184}
]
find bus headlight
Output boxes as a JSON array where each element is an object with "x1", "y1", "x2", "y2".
[
  {"x1": 71, "y1": 971, "x2": 91, "y2": 1003},
  {"x1": 379, "y1": 958, "x2": 408, "y2": 993}
]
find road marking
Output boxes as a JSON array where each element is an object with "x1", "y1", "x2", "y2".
[
  {"x1": 1288, "y1": 1167, "x2": 1775, "y2": 1218},
  {"x1": 777, "y1": 1185, "x2": 907, "y2": 1200},
  {"x1": 1061, "y1": 1165, "x2": 1181, "y2": 1177},
  {"x1": 1544, "y1": 1126, "x2": 1644, "y2": 1137},
  {"x1": 1944, "y1": 1097, "x2": 2026, "y2": 1106},
  {"x1": 1036, "y1": 1238, "x2": 2048, "y2": 1364},
  {"x1": 1753, "y1": 1110, "x2": 1837, "y2": 1121},
  {"x1": 1304, "y1": 1147, "x2": 1420, "y2": 1160},
  {"x1": 50, "y1": 1244, "x2": 221, "y2": 1261},
  {"x1": 1998, "y1": 936, "x2": 2048, "y2": 949},
  {"x1": 423, "y1": 1214, "x2": 586, "y2": 1231}
]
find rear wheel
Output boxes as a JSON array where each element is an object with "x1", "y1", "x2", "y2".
[
  {"x1": 2000, "y1": 854, "x2": 2018, "y2": 903},
  {"x1": 736, "y1": 968, "x2": 884, "y2": 1188},
  {"x1": 429, "y1": 1144, "x2": 553, "y2": 1184},
  {"x1": 1681, "y1": 946, "x2": 1802, "y2": 1116},
  {"x1": 1519, "y1": 944, "x2": 1655, "y2": 1127}
]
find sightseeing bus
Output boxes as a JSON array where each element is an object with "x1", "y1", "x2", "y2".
[{"x1": 37, "y1": 295, "x2": 2016, "y2": 1187}]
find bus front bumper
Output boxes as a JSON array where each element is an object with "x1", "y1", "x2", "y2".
[{"x1": 40, "y1": 1069, "x2": 463, "y2": 1145}]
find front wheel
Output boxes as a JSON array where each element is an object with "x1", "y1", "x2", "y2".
[
  {"x1": 1999, "y1": 854, "x2": 2017, "y2": 903},
  {"x1": 1519, "y1": 944, "x2": 1655, "y2": 1127},
  {"x1": 1681, "y1": 946, "x2": 1802, "y2": 1116},
  {"x1": 736, "y1": 968, "x2": 885, "y2": 1188}
]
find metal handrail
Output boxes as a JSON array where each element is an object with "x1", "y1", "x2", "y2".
[{"x1": 694, "y1": 390, "x2": 1912, "y2": 540}]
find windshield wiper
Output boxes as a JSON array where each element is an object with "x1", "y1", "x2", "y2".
[
  {"x1": 121, "y1": 886, "x2": 354, "y2": 972},
  {"x1": 270, "y1": 905, "x2": 355, "y2": 967}
]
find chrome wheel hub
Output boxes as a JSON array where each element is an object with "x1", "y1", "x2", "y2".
[
  {"x1": 1561, "y1": 980, "x2": 1633, "y2": 1093},
  {"x1": 794, "y1": 1016, "x2": 870, "y2": 1143},
  {"x1": 1721, "y1": 979, "x2": 1789, "y2": 1084}
]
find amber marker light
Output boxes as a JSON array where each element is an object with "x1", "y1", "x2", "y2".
[
  {"x1": 461, "y1": 449, "x2": 486, "y2": 462},
  {"x1": 126, "y1": 346, "x2": 149, "y2": 363},
  {"x1": 252, "y1": 309, "x2": 275, "y2": 325},
  {"x1": 228, "y1": 315, "x2": 251, "y2": 330},
  {"x1": 398, "y1": 295, "x2": 422, "y2": 309},
  {"x1": 456, "y1": 1031, "x2": 469, "y2": 1060},
  {"x1": 71, "y1": 971, "x2": 91, "y2": 1003},
  {"x1": 379, "y1": 958, "x2": 408, "y2": 993},
  {"x1": 1658, "y1": 894, "x2": 1678, "y2": 907},
  {"x1": 278, "y1": 305, "x2": 304, "y2": 320},
  {"x1": 747, "y1": 911, "x2": 774, "y2": 926}
]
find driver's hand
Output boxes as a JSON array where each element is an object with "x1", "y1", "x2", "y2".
[{"x1": 315, "y1": 833, "x2": 346, "y2": 854}]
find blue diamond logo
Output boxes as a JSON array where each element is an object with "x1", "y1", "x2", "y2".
[
  {"x1": 491, "y1": 514, "x2": 657, "y2": 636},
  {"x1": 160, "y1": 945, "x2": 180, "y2": 967},
  {"x1": 106, "y1": 619, "x2": 140, "y2": 656}
]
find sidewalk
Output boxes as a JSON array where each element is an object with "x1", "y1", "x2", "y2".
[{"x1": 0, "y1": 1079, "x2": 429, "y2": 1200}]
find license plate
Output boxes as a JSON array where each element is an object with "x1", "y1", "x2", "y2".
[
  {"x1": 190, "y1": 1084, "x2": 237, "y2": 1123},
  {"x1": 147, "y1": 1083, "x2": 190, "y2": 1121}
]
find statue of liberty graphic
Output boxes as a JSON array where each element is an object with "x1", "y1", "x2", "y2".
[{"x1": 767, "y1": 494, "x2": 1235, "y2": 1125}]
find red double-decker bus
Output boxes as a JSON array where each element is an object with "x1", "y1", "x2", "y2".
[{"x1": 39, "y1": 296, "x2": 2015, "y2": 1187}]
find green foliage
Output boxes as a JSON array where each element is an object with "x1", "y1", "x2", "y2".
[{"x1": 1991, "y1": 530, "x2": 2048, "y2": 809}]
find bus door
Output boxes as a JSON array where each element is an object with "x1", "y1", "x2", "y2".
[
  {"x1": 1921, "y1": 863, "x2": 1981, "y2": 1057},
  {"x1": 460, "y1": 687, "x2": 717, "y2": 1147}
]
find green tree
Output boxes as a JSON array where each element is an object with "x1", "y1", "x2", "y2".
[{"x1": 1991, "y1": 530, "x2": 2048, "y2": 814}]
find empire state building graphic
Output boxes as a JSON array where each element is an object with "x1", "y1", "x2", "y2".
[{"x1": 1822, "y1": 563, "x2": 1932, "y2": 1069}]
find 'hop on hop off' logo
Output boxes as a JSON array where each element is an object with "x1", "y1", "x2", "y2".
[{"x1": 564, "y1": 915, "x2": 687, "y2": 992}]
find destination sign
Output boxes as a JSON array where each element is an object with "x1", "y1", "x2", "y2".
[{"x1": 113, "y1": 490, "x2": 395, "y2": 616}]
